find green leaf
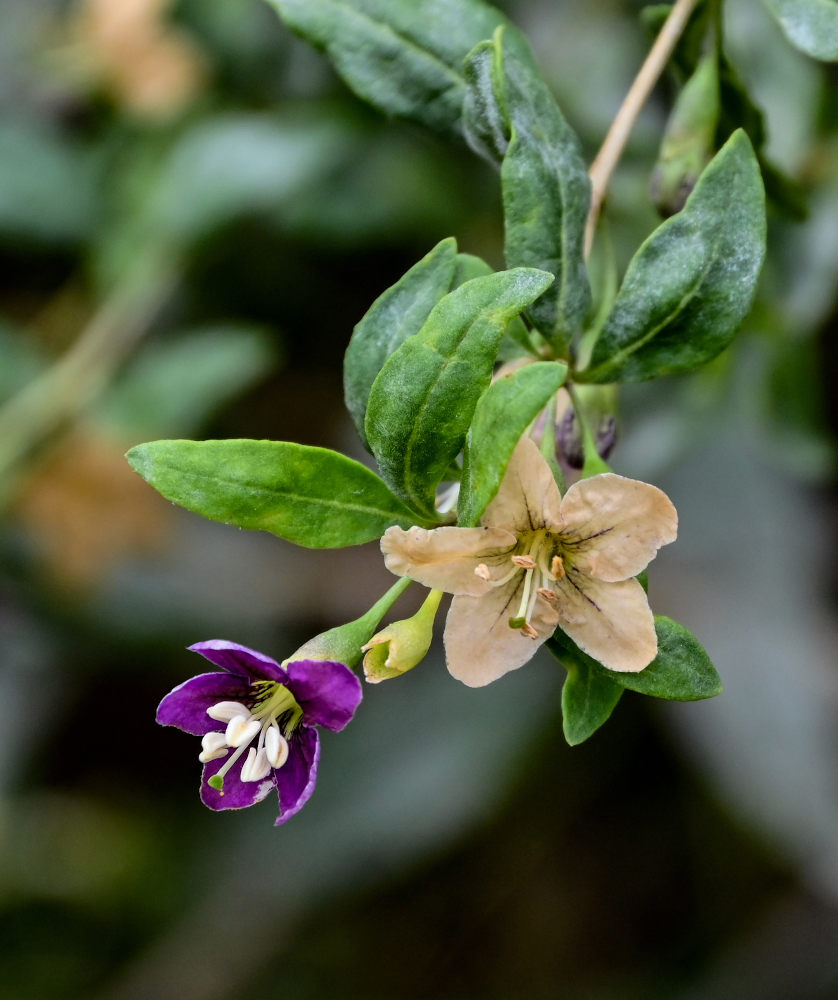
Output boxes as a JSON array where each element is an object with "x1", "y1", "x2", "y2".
[
  {"x1": 452, "y1": 253, "x2": 535, "y2": 355},
  {"x1": 579, "y1": 130, "x2": 765, "y2": 384},
  {"x1": 98, "y1": 326, "x2": 278, "y2": 438},
  {"x1": 553, "y1": 646, "x2": 623, "y2": 746},
  {"x1": 126, "y1": 439, "x2": 435, "y2": 548},
  {"x1": 0, "y1": 118, "x2": 98, "y2": 244},
  {"x1": 463, "y1": 30, "x2": 591, "y2": 351},
  {"x1": 459, "y1": 361, "x2": 567, "y2": 526},
  {"x1": 550, "y1": 616, "x2": 722, "y2": 702},
  {"x1": 760, "y1": 0, "x2": 838, "y2": 61},
  {"x1": 344, "y1": 238, "x2": 459, "y2": 449},
  {"x1": 365, "y1": 267, "x2": 554, "y2": 515},
  {"x1": 608, "y1": 617, "x2": 723, "y2": 701},
  {"x1": 265, "y1": 0, "x2": 532, "y2": 138}
]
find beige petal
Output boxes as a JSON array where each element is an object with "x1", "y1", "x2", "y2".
[
  {"x1": 559, "y1": 474, "x2": 677, "y2": 582},
  {"x1": 482, "y1": 436, "x2": 564, "y2": 534},
  {"x1": 381, "y1": 525, "x2": 516, "y2": 596},
  {"x1": 552, "y1": 572, "x2": 657, "y2": 673},
  {"x1": 443, "y1": 582, "x2": 560, "y2": 687}
]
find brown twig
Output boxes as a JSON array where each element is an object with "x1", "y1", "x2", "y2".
[{"x1": 584, "y1": 0, "x2": 702, "y2": 259}]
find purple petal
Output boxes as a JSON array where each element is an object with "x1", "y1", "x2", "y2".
[
  {"x1": 157, "y1": 672, "x2": 251, "y2": 736},
  {"x1": 284, "y1": 660, "x2": 363, "y2": 732},
  {"x1": 189, "y1": 640, "x2": 286, "y2": 683},
  {"x1": 200, "y1": 752, "x2": 275, "y2": 812},
  {"x1": 274, "y1": 726, "x2": 320, "y2": 826}
]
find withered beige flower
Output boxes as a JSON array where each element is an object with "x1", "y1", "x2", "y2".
[{"x1": 381, "y1": 437, "x2": 677, "y2": 687}]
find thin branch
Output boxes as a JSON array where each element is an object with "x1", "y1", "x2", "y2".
[{"x1": 584, "y1": 0, "x2": 702, "y2": 259}]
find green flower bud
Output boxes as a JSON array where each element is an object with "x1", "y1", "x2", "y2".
[
  {"x1": 362, "y1": 590, "x2": 443, "y2": 683},
  {"x1": 651, "y1": 53, "x2": 720, "y2": 217}
]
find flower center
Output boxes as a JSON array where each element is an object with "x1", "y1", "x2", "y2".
[
  {"x1": 474, "y1": 529, "x2": 565, "y2": 638},
  {"x1": 200, "y1": 683, "x2": 302, "y2": 794}
]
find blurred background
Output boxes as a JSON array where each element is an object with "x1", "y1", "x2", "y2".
[{"x1": 1, "y1": 0, "x2": 837, "y2": 997}]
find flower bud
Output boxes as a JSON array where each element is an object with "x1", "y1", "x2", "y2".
[
  {"x1": 650, "y1": 53, "x2": 719, "y2": 217},
  {"x1": 362, "y1": 590, "x2": 443, "y2": 684}
]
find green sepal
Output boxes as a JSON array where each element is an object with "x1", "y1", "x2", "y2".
[
  {"x1": 264, "y1": 0, "x2": 532, "y2": 139},
  {"x1": 365, "y1": 267, "x2": 554, "y2": 516},
  {"x1": 285, "y1": 577, "x2": 412, "y2": 667},
  {"x1": 344, "y1": 238, "x2": 459, "y2": 450},
  {"x1": 759, "y1": 0, "x2": 838, "y2": 61},
  {"x1": 459, "y1": 361, "x2": 567, "y2": 526},
  {"x1": 548, "y1": 638, "x2": 623, "y2": 746},
  {"x1": 550, "y1": 616, "x2": 722, "y2": 703},
  {"x1": 579, "y1": 130, "x2": 765, "y2": 384},
  {"x1": 463, "y1": 29, "x2": 591, "y2": 351},
  {"x1": 126, "y1": 439, "x2": 436, "y2": 548}
]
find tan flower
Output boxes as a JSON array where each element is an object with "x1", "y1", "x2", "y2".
[{"x1": 381, "y1": 437, "x2": 677, "y2": 687}]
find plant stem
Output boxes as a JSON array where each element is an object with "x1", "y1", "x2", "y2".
[
  {"x1": 584, "y1": 0, "x2": 702, "y2": 258},
  {"x1": 0, "y1": 249, "x2": 176, "y2": 506}
]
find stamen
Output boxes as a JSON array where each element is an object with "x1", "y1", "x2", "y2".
[
  {"x1": 474, "y1": 563, "x2": 492, "y2": 581},
  {"x1": 265, "y1": 725, "x2": 290, "y2": 769},
  {"x1": 550, "y1": 555, "x2": 565, "y2": 579},
  {"x1": 537, "y1": 587, "x2": 558, "y2": 601},
  {"x1": 207, "y1": 700, "x2": 250, "y2": 722},
  {"x1": 225, "y1": 715, "x2": 261, "y2": 748},
  {"x1": 512, "y1": 555, "x2": 536, "y2": 569},
  {"x1": 199, "y1": 732, "x2": 228, "y2": 763},
  {"x1": 521, "y1": 622, "x2": 539, "y2": 639},
  {"x1": 241, "y1": 747, "x2": 271, "y2": 782}
]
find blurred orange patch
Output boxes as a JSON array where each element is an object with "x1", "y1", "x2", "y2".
[{"x1": 12, "y1": 428, "x2": 172, "y2": 590}]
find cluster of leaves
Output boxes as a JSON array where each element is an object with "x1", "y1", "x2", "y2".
[{"x1": 126, "y1": 0, "x2": 789, "y2": 744}]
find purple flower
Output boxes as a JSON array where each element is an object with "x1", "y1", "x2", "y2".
[{"x1": 157, "y1": 640, "x2": 362, "y2": 825}]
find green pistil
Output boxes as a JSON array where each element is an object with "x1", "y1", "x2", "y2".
[
  {"x1": 509, "y1": 616, "x2": 527, "y2": 630},
  {"x1": 252, "y1": 683, "x2": 303, "y2": 736},
  {"x1": 208, "y1": 775, "x2": 224, "y2": 793}
]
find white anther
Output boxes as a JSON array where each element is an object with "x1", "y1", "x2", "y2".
[
  {"x1": 474, "y1": 563, "x2": 492, "y2": 581},
  {"x1": 198, "y1": 731, "x2": 229, "y2": 763},
  {"x1": 240, "y1": 747, "x2": 272, "y2": 782},
  {"x1": 264, "y1": 726, "x2": 290, "y2": 769},
  {"x1": 512, "y1": 555, "x2": 536, "y2": 569},
  {"x1": 225, "y1": 714, "x2": 261, "y2": 748},
  {"x1": 207, "y1": 700, "x2": 251, "y2": 722}
]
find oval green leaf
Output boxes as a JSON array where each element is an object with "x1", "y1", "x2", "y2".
[
  {"x1": 126, "y1": 439, "x2": 435, "y2": 548},
  {"x1": 580, "y1": 130, "x2": 766, "y2": 384},
  {"x1": 365, "y1": 267, "x2": 554, "y2": 515},
  {"x1": 459, "y1": 361, "x2": 567, "y2": 527},
  {"x1": 344, "y1": 238, "x2": 459, "y2": 450}
]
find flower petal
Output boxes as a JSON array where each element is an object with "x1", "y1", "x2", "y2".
[
  {"x1": 381, "y1": 524, "x2": 516, "y2": 596},
  {"x1": 443, "y1": 584, "x2": 560, "y2": 687},
  {"x1": 157, "y1": 671, "x2": 251, "y2": 736},
  {"x1": 188, "y1": 639, "x2": 286, "y2": 683},
  {"x1": 482, "y1": 436, "x2": 563, "y2": 534},
  {"x1": 559, "y1": 474, "x2": 677, "y2": 582},
  {"x1": 553, "y1": 572, "x2": 657, "y2": 672},
  {"x1": 284, "y1": 660, "x2": 362, "y2": 732},
  {"x1": 274, "y1": 726, "x2": 320, "y2": 826},
  {"x1": 200, "y1": 753, "x2": 275, "y2": 811}
]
